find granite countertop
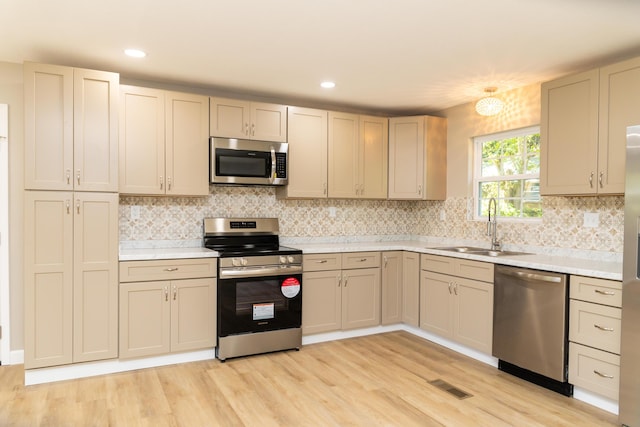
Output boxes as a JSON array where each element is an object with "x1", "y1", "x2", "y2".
[{"x1": 118, "y1": 238, "x2": 622, "y2": 281}]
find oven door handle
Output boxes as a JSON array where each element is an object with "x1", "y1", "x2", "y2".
[{"x1": 219, "y1": 265, "x2": 302, "y2": 279}]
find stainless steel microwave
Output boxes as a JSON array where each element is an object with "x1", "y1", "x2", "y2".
[{"x1": 210, "y1": 137, "x2": 288, "y2": 186}]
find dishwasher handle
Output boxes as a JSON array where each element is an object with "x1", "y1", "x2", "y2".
[{"x1": 498, "y1": 268, "x2": 562, "y2": 283}]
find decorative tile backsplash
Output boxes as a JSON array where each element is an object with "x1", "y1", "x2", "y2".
[{"x1": 119, "y1": 187, "x2": 624, "y2": 254}]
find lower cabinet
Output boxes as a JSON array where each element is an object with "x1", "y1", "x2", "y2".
[
  {"x1": 302, "y1": 252, "x2": 381, "y2": 335},
  {"x1": 420, "y1": 254, "x2": 494, "y2": 354},
  {"x1": 568, "y1": 275, "x2": 622, "y2": 400},
  {"x1": 402, "y1": 252, "x2": 420, "y2": 327},
  {"x1": 381, "y1": 251, "x2": 421, "y2": 327},
  {"x1": 119, "y1": 258, "x2": 216, "y2": 359}
]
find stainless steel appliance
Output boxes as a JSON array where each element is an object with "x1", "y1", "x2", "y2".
[
  {"x1": 203, "y1": 217, "x2": 302, "y2": 361},
  {"x1": 493, "y1": 265, "x2": 572, "y2": 395},
  {"x1": 210, "y1": 137, "x2": 288, "y2": 186},
  {"x1": 621, "y1": 124, "x2": 640, "y2": 426}
]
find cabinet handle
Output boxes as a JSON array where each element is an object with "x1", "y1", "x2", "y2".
[
  {"x1": 599, "y1": 171, "x2": 604, "y2": 188},
  {"x1": 337, "y1": 275, "x2": 341, "y2": 287},
  {"x1": 76, "y1": 170, "x2": 81, "y2": 185},
  {"x1": 589, "y1": 172, "x2": 594, "y2": 188},
  {"x1": 357, "y1": 258, "x2": 368, "y2": 262},
  {"x1": 323, "y1": 182, "x2": 327, "y2": 195},
  {"x1": 383, "y1": 256, "x2": 388, "y2": 267},
  {"x1": 164, "y1": 267, "x2": 179, "y2": 272},
  {"x1": 448, "y1": 282, "x2": 453, "y2": 294},
  {"x1": 316, "y1": 260, "x2": 328, "y2": 264},
  {"x1": 245, "y1": 123, "x2": 250, "y2": 136},
  {"x1": 160, "y1": 176, "x2": 164, "y2": 190},
  {"x1": 453, "y1": 283, "x2": 458, "y2": 295},
  {"x1": 167, "y1": 177, "x2": 172, "y2": 191},
  {"x1": 66, "y1": 169, "x2": 71, "y2": 185},
  {"x1": 344, "y1": 276, "x2": 348, "y2": 287},
  {"x1": 251, "y1": 123, "x2": 255, "y2": 136},
  {"x1": 173, "y1": 285, "x2": 177, "y2": 301},
  {"x1": 595, "y1": 289, "x2": 615, "y2": 296},
  {"x1": 418, "y1": 185, "x2": 422, "y2": 196},
  {"x1": 164, "y1": 286, "x2": 168, "y2": 302},
  {"x1": 593, "y1": 370, "x2": 614, "y2": 379},
  {"x1": 594, "y1": 324, "x2": 614, "y2": 332},
  {"x1": 66, "y1": 200, "x2": 71, "y2": 214},
  {"x1": 76, "y1": 199, "x2": 80, "y2": 214}
]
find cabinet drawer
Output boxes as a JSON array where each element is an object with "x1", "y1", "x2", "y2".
[
  {"x1": 120, "y1": 258, "x2": 217, "y2": 282},
  {"x1": 421, "y1": 254, "x2": 493, "y2": 283},
  {"x1": 569, "y1": 342, "x2": 620, "y2": 401},
  {"x1": 421, "y1": 254, "x2": 455, "y2": 275},
  {"x1": 569, "y1": 300, "x2": 621, "y2": 354},
  {"x1": 303, "y1": 253, "x2": 342, "y2": 272},
  {"x1": 342, "y1": 252, "x2": 380, "y2": 269},
  {"x1": 570, "y1": 275, "x2": 622, "y2": 308}
]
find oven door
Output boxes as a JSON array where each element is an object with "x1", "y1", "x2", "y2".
[{"x1": 218, "y1": 272, "x2": 302, "y2": 337}]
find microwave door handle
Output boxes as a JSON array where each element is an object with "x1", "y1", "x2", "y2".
[{"x1": 270, "y1": 146, "x2": 276, "y2": 184}]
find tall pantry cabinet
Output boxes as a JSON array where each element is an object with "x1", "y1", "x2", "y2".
[{"x1": 23, "y1": 63, "x2": 119, "y2": 369}]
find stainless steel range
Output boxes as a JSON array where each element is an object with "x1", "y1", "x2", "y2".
[{"x1": 203, "y1": 217, "x2": 302, "y2": 361}]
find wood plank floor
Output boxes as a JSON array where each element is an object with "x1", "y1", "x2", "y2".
[{"x1": 0, "y1": 331, "x2": 618, "y2": 426}]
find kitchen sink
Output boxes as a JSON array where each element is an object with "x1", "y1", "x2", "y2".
[{"x1": 432, "y1": 247, "x2": 532, "y2": 257}]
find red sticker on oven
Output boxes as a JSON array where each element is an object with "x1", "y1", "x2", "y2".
[{"x1": 281, "y1": 277, "x2": 301, "y2": 298}]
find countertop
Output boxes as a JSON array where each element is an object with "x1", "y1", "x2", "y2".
[{"x1": 118, "y1": 239, "x2": 622, "y2": 281}]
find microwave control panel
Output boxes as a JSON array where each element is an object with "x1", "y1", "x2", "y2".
[{"x1": 275, "y1": 153, "x2": 287, "y2": 178}]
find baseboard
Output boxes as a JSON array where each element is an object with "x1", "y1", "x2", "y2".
[
  {"x1": 573, "y1": 387, "x2": 619, "y2": 415},
  {"x1": 9, "y1": 349, "x2": 23, "y2": 365}
]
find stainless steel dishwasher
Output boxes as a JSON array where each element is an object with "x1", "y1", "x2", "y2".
[{"x1": 493, "y1": 265, "x2": 573, "y2": 396}]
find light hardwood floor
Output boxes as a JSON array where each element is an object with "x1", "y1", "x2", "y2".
[{"x1": 0, "y1": 331, "x2": 618, "y2": 426}]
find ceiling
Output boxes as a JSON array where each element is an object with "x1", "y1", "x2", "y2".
[{"x1": 2, "y1": 0, "x2": 640, "y2": 115}]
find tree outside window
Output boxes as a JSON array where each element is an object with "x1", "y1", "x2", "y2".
[{"x1": 474, "y1": 126, "x2": 541, "y2": 219}]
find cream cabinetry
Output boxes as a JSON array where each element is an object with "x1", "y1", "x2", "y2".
[
  {"x1": 328, "y1": 112, "x2": 388, "y2": 199},
  {"x1": 381, "y1": 252, "x2": 402, "y2": 325},
  {"x1": 209, "y1": 97, "x2": 287, "y2": 142},
  {"x1": 388, "y1": 115, "x2": 446, "y2": 200},
  {"x1": 119, "y1": 258, "x2": 217, "y2": 359},
  {"x1": 541, "y1": 56, "x2": 640, "y2": 195},
  {"x1": 302, "y1": 252, "x2": 381, "y2": 335},
  {"x1": 24, "y1": 191, "x2": 119, "y2": 368},
  {"x1": 402, "y1": 251, "x2": 420, "y2": 327},
  {"x1": 276, "y1": 107, "x2": 328, "y2": 198},
  {"x1": 24, "y1": 62, "x2": 118, "y2": 192},
  {"x1": 420, "y1": 254, "x2": 494, "y2": 354},
  {"x1": 119, "y1": 86, "x2": 209, "y2": 196},
  {"x1": 568, "y1": 275, "x2": 622, "y2": 400}
]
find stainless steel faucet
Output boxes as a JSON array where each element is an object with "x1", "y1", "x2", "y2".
[{"x1": 487, "y1": 197, "x2": 501, "y2": 251}]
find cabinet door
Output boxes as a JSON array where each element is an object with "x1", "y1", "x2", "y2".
[
  {"x1": 598, "y1": 57, "x2": 640, "y2": 194},
  {"x1": 165, "y1": 91, "x2": 209, "y2": 196},
  {"x1": 540, "y1": 69, "x2": 599, "y2": 195},
  {"x1": 119, "y1": 86, "x2": 165, "y2": 195},
  {"x1": 73, "y1": 192, "x2": 119, "y2": 362},
  {"x1": 251, "y1": 102, "x2": 287, "y2": 142},
  {"x1": 119, "y1": 281, "x2": 171, "y2": 358},
  {"x1": 381, "y1": 252, "x2": 402, "y2": 325},
  {"x1": 276, "y1": 107, "x2": 328, "y2": 198},
  {"x1": 24, "y1": 63, "x2": 73, "y2": 191},
  {"x1": 73, "y1": 68, "x2": 119, "y2": 192},
  {"x1": 420, "y1": 271, "x2": 454, "y2": 339},
  {"x1": 302, "y1": 270, "x2": 342, "y2": 334},
  {"x1": 388, "y1": 116, "x2": 425, "y2": 199},
  {"x1": 342, "y1": 267, "x2": 381, "y2": 330},
  {"x1": 402, "y1": 252, "x2": 420, "y2": 327},
  {"x1": 209, "y1": 97, "x2": 250, "y2": 139},
  {"x1": 24, "y1": 191, "x2": 73, "y2": 368},
  {"x1": 328, "y1": 112, "x2": 359, "y2": 198},
  {"x1": 423, "y1": 116, "x2": 447, "y2": 201},
  {"x1": 454, "y1": 277, "x2": 493, "y2": 354},
  {"x1": 360, "y1": 115, "x2": 388, "y2": 199},
  {"x1": 171, "y1": 278, "x2": 216, "y2": 352}
]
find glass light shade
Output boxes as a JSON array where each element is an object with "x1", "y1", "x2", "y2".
[{"x1": 475, "y1": 96, "x2": 504, "y2": 116}]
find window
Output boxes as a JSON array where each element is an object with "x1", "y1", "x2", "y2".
[{"x1": 474, "y1": 126, "x2": 541, "y2": 219}]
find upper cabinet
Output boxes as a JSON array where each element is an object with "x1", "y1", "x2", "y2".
[
  {"x1": 541, "y1": 56, "x2": 640, "y2": 195},
  {"x1": 328, "y1": 113, "x2": 388, "y2": 199},
  {"x1": 24, "y1": 62, "x2": 119, "y2": 192},
  {"x1": 276, "y1": 106, "x2": 328, "y2": 199},
  {"x1": 388, "y1": 115, "x2": 447, "y2": 200},
  {"x1": 119, "y1": 86, "x2": 209, "y2": 196},
  {"x1": 210, "y1": 97, "x2": 287, "y2": 142}
]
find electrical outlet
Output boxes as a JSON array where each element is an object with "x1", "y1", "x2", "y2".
[
  {"x1": 439, "y1": 209, "x2": 446, "y2": 221},
  {"x1": 328, "y1": 207, "x2": 337, "y2": 218},
  {"x1": 583, "y1": 212, "x2": 599, "y2": 228},
  {"x1": 131, "y1": 205, "x2": 141, "y2": 220}
]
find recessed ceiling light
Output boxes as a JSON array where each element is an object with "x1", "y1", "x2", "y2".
[
  {"x1": 320, "y1": 81, "x2": 336, "y2": 89},
  {"x1": 124, "y1": 48, "x2": 146, "y2": 58}
]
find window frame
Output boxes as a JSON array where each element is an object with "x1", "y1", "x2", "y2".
[{"x1": 472, "y1": 125, "x2": 541, "y2": 222}]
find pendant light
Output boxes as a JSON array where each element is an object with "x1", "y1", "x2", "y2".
[{"x1": 475, "y1": 87, "x2": 504, "y2": 116}]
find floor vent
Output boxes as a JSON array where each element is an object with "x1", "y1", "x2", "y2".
[{"x1": 428, "y1": 379, "x2": 473, "y2": 400}]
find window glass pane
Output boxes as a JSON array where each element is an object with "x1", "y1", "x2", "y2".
[
  {"x1": 526, "y1": 133, "x2": 540, "y2": 153},
  {"x1": 523, "y1": 179, "x2": 540, "y2": 200},
  {"x1": 502, "y1": 156, "x2": 523, "y2": 175},
  {"x1": 499, "y1": 180, "x2": 522, "y2": 198},
  {"x1": 523, "y1": 201, "x2": 542, "y2": 218},
  {"x1": 479, "y1": 181, "x2": 499, "y2": 199},
  {"x1": 525, "y1": 154, "x2": 540, "y2": 173},
  {"x1": 501, "y1": 199, "x2": 521, "y2": 217},
  {"x1": 482, "y1": 158, "x2": 500, "y2": 177}
]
